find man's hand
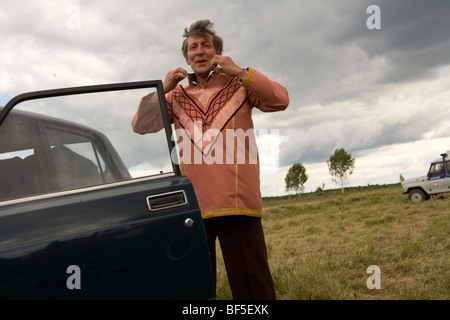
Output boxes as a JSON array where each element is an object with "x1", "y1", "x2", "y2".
[
  {"x1": 163, "y1": 67, "x2": 188, "y2": 93},
  {"x1": 211, "y1": 55, "x2": 247, "y2": 81}
]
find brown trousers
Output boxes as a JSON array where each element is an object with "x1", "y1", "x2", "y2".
[{"x1": 203, "y1": 215, "x2": 276, "y2": 300}]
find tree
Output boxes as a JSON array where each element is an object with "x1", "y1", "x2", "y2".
[
  {"x1": 285, "y1": 163, "x2": 308, "y2": 195},
  {"x1": 327, "y1": 148, "x2": 355, "y2": 194}
]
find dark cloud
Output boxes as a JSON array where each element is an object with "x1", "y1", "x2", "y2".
[
  {"x1": 337, "y1": 0, "x2": 450, "y2": 84},
  {"x1": 1, "y1": 0, "x2": 450, "y2": 195}
]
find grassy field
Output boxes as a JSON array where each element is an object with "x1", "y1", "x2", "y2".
[{"x1": 215, "y1": 184, "x2": 449, "y2": 300}]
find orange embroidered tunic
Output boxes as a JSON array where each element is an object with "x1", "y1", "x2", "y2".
[{"x1": 132, "y1": 67, "x2": 289, "y2": 219}]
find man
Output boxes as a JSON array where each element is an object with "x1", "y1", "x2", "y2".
[{"x1": 132, "y1": 20, "x2": 289, "y2": 300}]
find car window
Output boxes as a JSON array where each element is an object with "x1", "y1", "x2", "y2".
[
  {"x1": 0, "y1": 85, "x2": 177, "y2": 202},
  {"x1": 0, "y1": 117, "x2": 46, "y2": 201},
  {"x1": 47, "y1": 128, "x2": 105, "y2": 190}
]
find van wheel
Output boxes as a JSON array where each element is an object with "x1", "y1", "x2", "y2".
[{"x1": 409, "y1": 189, "x2": 426, "y2": 202}]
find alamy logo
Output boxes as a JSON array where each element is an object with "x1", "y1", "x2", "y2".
[
  {"x1": 66, "y1": 5, "x2": 81, "y2": 30},
  {"x1": 170, "y1": 122, "x2": 281, "y2": 175},
  {"x1": 366, "y1": 5, "x2": 381, "y2": 30},
  {"x1": 66, "y1": 265, "x2": 81, "y2": 290},
  {"x1": 366, "y1": 265, "x2": 381, "y2": 289}
]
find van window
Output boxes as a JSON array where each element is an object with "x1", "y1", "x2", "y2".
[{"x1": 429, "y1": 162, "x2": 447, "y2": 179}]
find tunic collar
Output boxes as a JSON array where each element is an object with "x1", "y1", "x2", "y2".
[{"x1": 187, "y1": 68, "x2": 221, "y2": 87}]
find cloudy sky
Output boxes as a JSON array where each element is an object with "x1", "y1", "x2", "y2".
[{"x1": 1, "y1": 0, "x2": 450, "y2": 196}]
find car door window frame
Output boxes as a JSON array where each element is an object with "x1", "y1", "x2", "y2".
[
  {"x1": 0, "y1": 80, "x2": 181, "y2": 204},
  {"x1": 1, "y1": 80, "x2": 179, "y2": 171}
]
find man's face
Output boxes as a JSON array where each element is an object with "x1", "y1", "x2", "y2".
[{"x1": 185, "y1": 35, "x2": 217, "y2": 76}]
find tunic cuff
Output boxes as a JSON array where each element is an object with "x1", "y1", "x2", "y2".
[{"x1": 241, "y1": 67, "x2": 255, "y2": 88}]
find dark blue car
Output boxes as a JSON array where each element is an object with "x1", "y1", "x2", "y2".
[{"x1": 0, "y1": 81, "x2": 214, "y2": 299}]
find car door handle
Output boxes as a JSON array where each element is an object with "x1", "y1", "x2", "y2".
[{"x1": 146, "y1": 190, "x2": 188, "y2": 212}]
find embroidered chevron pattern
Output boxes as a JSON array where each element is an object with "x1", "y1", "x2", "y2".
[{"x1": 172, "y1": 75, "x2": 247, "y2": 155}]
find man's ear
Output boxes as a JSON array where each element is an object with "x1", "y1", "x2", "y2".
[{"x1": 185, "y1": 57, "x2": 191, "y2": 66}]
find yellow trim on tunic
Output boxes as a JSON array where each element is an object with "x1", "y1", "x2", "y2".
[
  {"x1": 242, "y1": 67, "x2": 255, "y2": 88},
  {"x1": 233, "y1": 117, "x2": 238, "y2": 209},
  {"x1": 202, "y1": 208, "x2": 262, "y2": 219}
]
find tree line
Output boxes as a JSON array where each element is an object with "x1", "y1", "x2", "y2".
[{"x1": 285, "y1": 148, "x2": 355, "y2": 195}]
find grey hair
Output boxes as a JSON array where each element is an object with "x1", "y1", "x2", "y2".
[{"x1": 181, "y1": 19, "x2": 223, "y2": 59}]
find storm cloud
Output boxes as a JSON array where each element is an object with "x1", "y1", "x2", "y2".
[{"x1": 1, "y1": 0, "x2": 449, "y2": 195}]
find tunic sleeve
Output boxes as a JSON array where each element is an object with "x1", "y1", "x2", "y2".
[
  {"x1": 243, "y1": 68, "x2": 289, "y2": 112},
  {"x1": 131, "y1": 91, "x2": 174, "y2": 134}
]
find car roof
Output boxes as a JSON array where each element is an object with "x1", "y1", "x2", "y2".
[
  {"x1": 431, "y1": 156, "x2": 448, "y2": 164},
  {"x1": 0, "y1": 107, "x2": 105, "y2": 154},
  {"x1": 0, "y1": 107, "x2": 99, "y2": 133}
]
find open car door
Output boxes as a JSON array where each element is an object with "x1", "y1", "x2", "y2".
[{"x1": 0, "y1": 81, "x2": 214, "y2": 299}]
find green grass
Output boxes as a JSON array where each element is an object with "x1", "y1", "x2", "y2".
[{"x1": 215, "y1": 184, "x2": 450, "y2": 300}]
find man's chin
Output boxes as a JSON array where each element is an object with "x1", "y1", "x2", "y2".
[{"x1": 194, "y1": 69, "x2": 213, "y2": 79}]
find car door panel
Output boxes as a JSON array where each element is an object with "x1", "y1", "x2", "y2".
[
  {"x1": 0, "y1": 81, "x2": 214, "y2": 299},
  {"x1": 0, "y1": 174, "x2": 213, "y2": 299}
]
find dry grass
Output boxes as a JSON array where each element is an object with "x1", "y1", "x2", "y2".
[{"x1": 215, "y1": 184, "x2": 450, "y2": 300}]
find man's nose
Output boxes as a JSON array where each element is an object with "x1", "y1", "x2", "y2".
[{"x1": 195, "y1": 45, "x2": 205, "y2": 55}]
